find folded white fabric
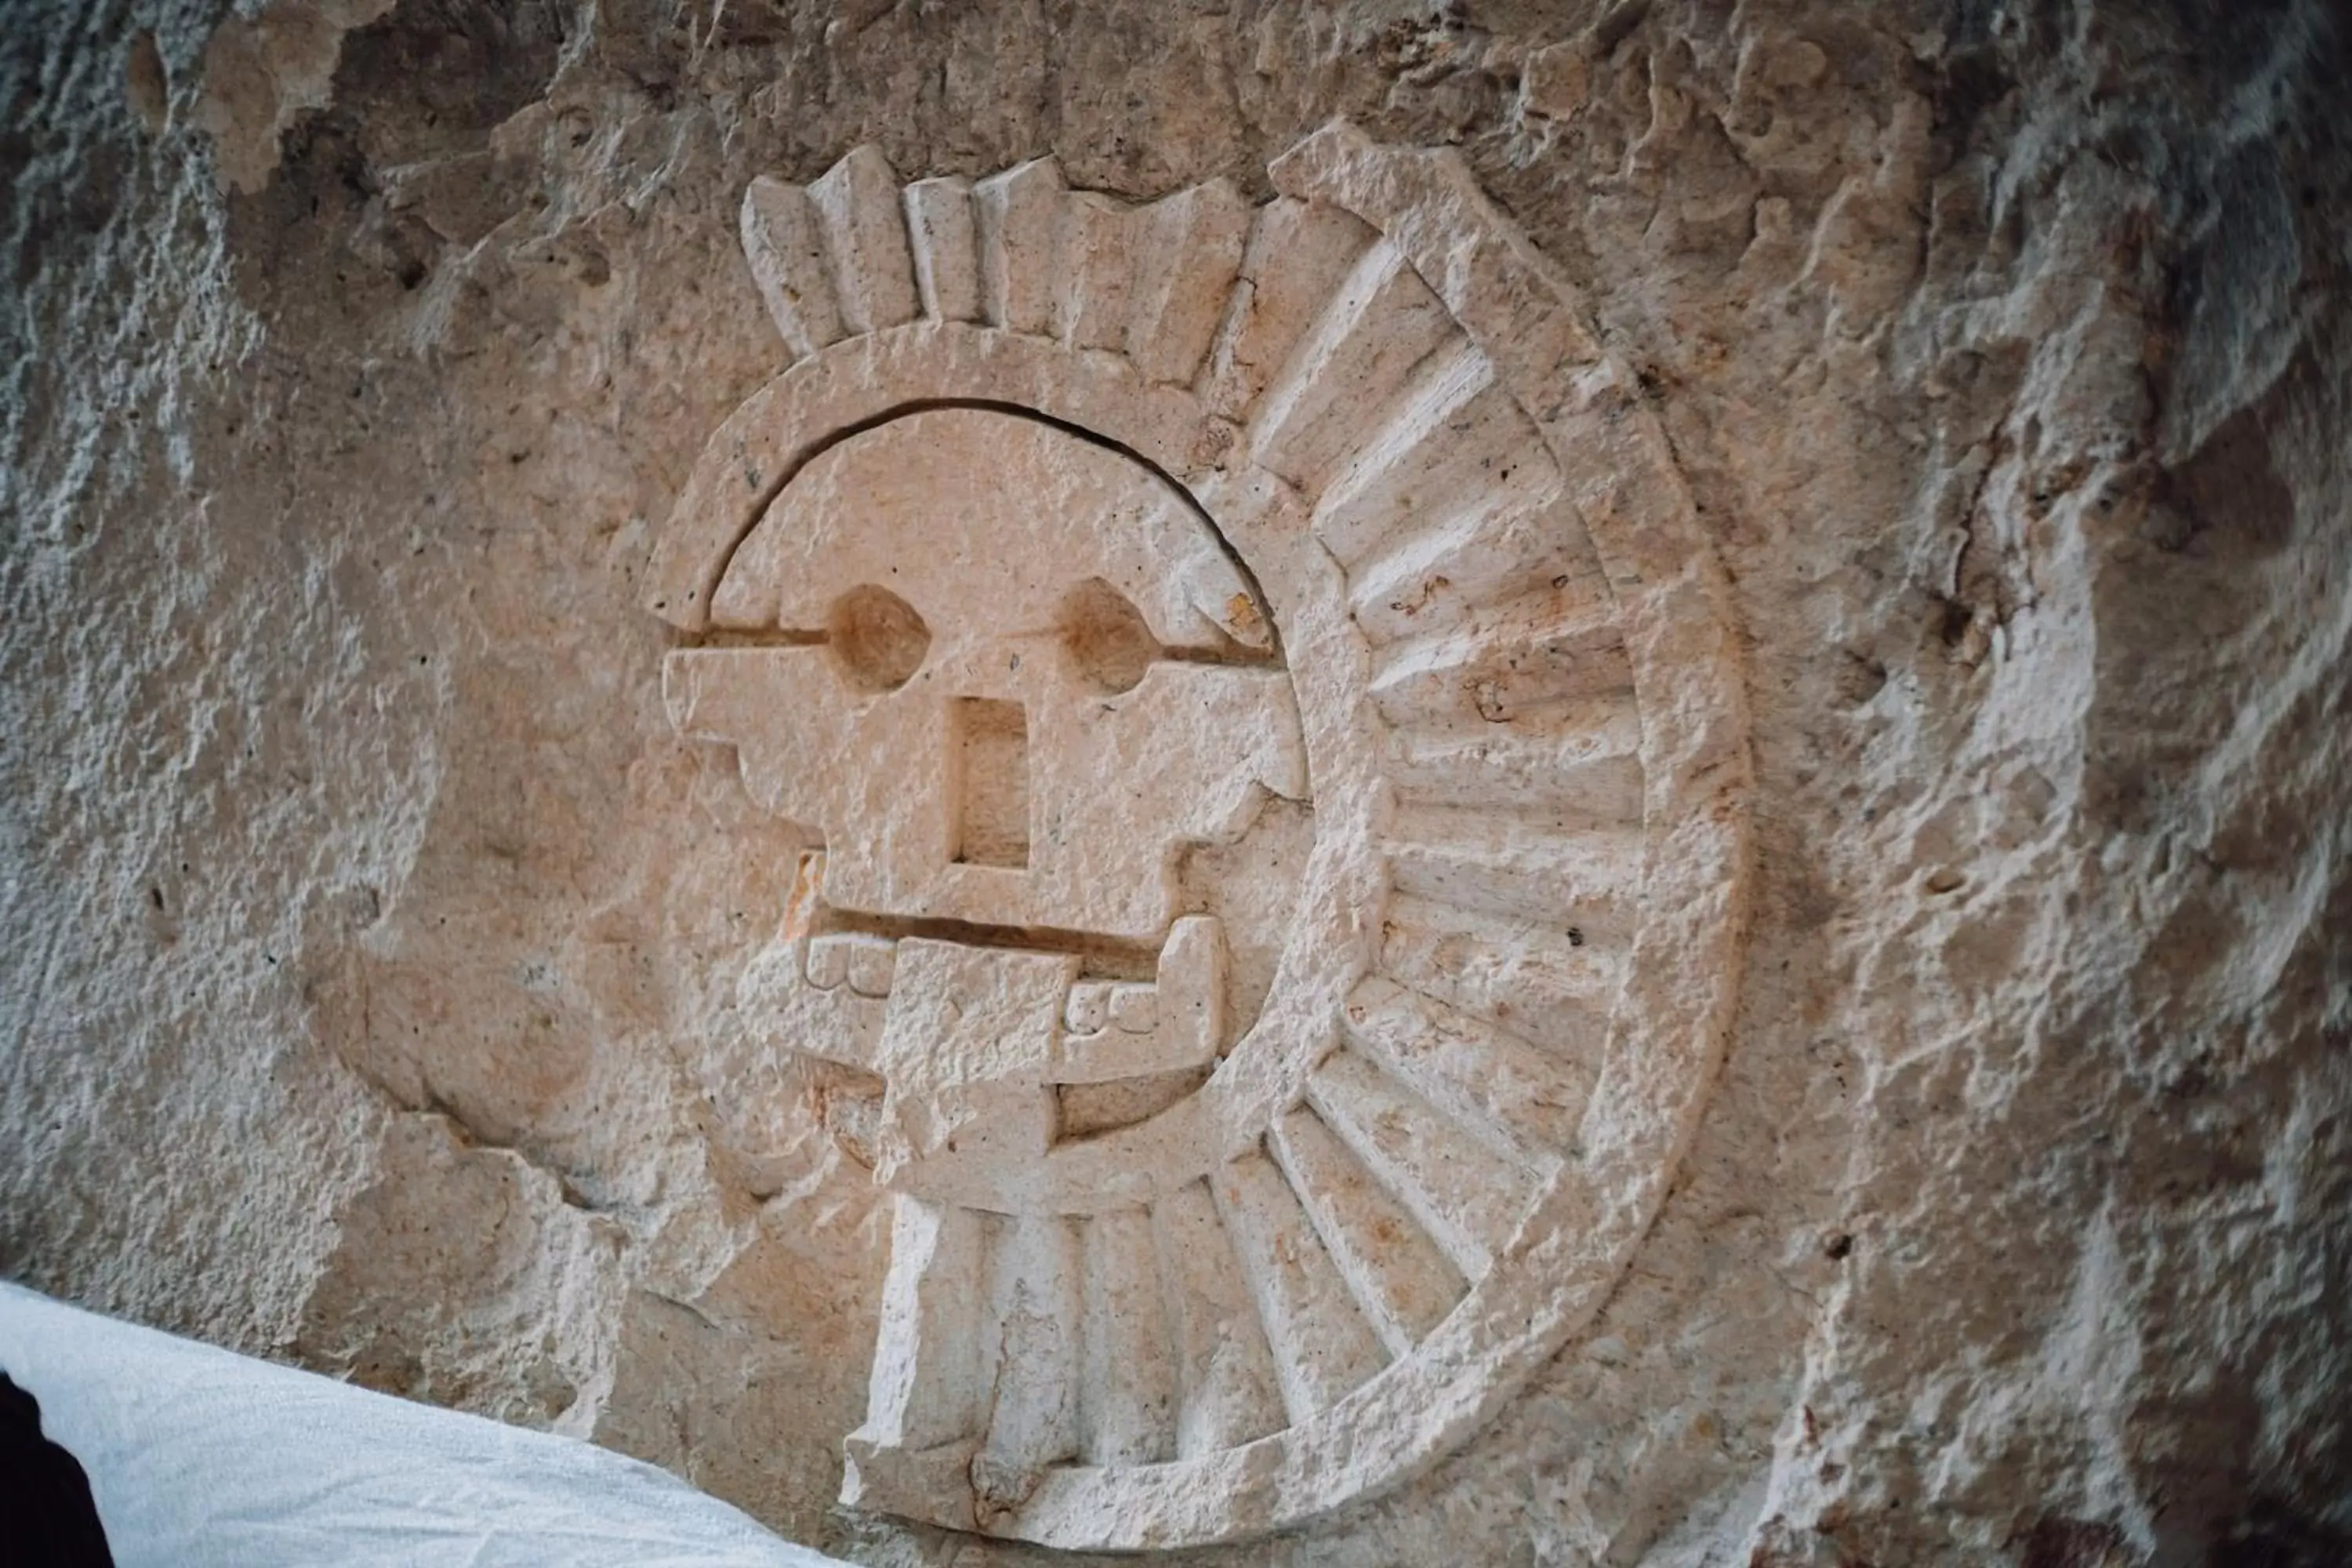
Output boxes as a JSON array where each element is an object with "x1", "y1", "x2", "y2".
[{"x1": 0, "y1": 1281, "x2": 848, "y2": 1568}]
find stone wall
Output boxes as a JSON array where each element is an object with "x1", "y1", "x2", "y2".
[{"x1": 3, "y1": 2, "x2": 2346, "y2": 1563}]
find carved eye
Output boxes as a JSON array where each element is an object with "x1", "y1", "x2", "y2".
[
  {"x1": 1058, "y1": 579, "x2": 1160, "y2": 695},
  {"x1": 827, "y1": 584, "x2": 930, "y2": 691}
]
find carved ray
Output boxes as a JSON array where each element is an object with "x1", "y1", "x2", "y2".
[
  {"x1": 1377, "y1": 891, "x2": 1621, "y2": 1058},
  {"x1": 1200, "y1": 196, "x2": 1377, "y2": 425},
  {"x1": 1247, "y1": 239, "x2": 1458, "y2": 491},
  {"x1": 1383, "y1": 691, "x2": 1645, "y2": 822},
  {"x1": 1152, "y1": 1178, "x2": 1289, "y2": 1457},
  {"x1": 808, "y1": 145, "x2": 920, "y2": 335},
  {"x1": 1058, "y1": 191, "x2": 1141, "y2": 351},
  {"x1": 857, "y1": 1196, "x2": 989, "y2": 1451},
  {"x1": 1384, "y1": 809, "x2": 1648, "y2": 940},
  {"x1": 1341, "y1": 975, "x2": 1592, "y2": 1167},
  {"x1": 1366, "y1": 588, "x2": 1631, "y2": 734},
  {"x1": 1126, "y1": 179, "x2": 1251, "y2": 387},
  {"x1": 1079, "y1": 1207, "x2": 1178, "y2": 1465},
  {"x1": 1269, "y1": 1105, "x2": 1465, "y2": 1355},
  {"x1": 1304, "y1": 1051, "x2": 1535, "y2": 1279},
  {"x1": 740, "y1": 176, "x2": 847, "y2": 361},
  {"x1": 905, "y1": 175, "x2": 981, "y2": 324},
  {"x1": 976, "y1": 157, "x2": 1068, "y2": 336},
  {"x1": 1345, "y1": 495, "x2": 1611, "y2": 647},
  {"x1": 974, "y1": 1214, "x2": 1083, "y2": 1500},
  {"x1": 1312, "y1": 339, "x2": 1559, "y2": 573},
  {"x1": 1211, "y1": 1146, "x2": 1389, "y2": 1422}
]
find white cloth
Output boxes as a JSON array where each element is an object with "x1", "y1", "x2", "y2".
[{"x1": 0, "y1": 1282, "x2": 847, "y2": 1568}]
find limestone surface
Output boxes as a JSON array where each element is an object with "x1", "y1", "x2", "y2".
[{"x1": 3, "y1": 2, "x2": 2348, "y2": 1565}]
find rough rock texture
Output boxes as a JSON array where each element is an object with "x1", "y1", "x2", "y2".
[{"x1": 3, "y1": 2, "x2": 2347, "y2": 1565}]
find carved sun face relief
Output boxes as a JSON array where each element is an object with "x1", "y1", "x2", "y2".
[
  {"x1": 648, "y1": 125, "x2": 1752, "y2": 1550},
  {"x1": 669, "y1": 407, "x2": 1312, "y2": 1188}
]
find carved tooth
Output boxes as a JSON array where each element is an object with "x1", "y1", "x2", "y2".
[
  {"x1": 1108, "y1": 983, "x2": 1158, "y2": 1035},
  {"x1": 1065, "y1": 982, "x2": 1112, "y2": 1036},
  {"x1": 1054, "y1": 919, "x2": 1229, "y2": 1083},
  {"x1": 748, "y1": 938, "x2": 885, "y2": 1072},
  {"x1": 780, "y1": 851, "x2": 826, "y2": 942},
  {"x1": 1153, "y1": 915, "x2": 1226, "y2": 1061},
  {"x1": 805, "y1": 933, "x2": 851, "y2": 989},
  {"x1": 842, "y1": 935, "x2": 898, "y2": 998}
]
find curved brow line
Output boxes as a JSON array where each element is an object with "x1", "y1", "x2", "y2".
[{"x1": 699, "y1": 397, "x2": 1286, "y2": 665}]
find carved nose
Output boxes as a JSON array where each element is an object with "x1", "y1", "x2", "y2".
[{"x1": 950, "y1": 696, "x2": 1029, "y2": 869}]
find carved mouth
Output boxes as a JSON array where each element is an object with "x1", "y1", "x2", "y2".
[
  {"x1": 798, "y1": 928, "x2": 1168, "y2": 1044},
  {"x1": 773, "y1": 853, "x2": 1229, "y2": 1091},
  {"x1": 797, "y1": 906, "x2": 1163, "y2": 984}
]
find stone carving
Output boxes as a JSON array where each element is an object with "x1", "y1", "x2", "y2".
[{"x1": 647, "y1": 123, "x2": 1752, "y2": 1550}]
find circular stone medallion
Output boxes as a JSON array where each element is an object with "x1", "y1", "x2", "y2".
[{"x1": 646, "y1": 122, "x2": 1753, "y2": 1551}]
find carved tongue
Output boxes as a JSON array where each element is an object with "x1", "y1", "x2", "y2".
[{"x1": 867, "y1": 939, "x2": 1077, "y2": 1184}]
